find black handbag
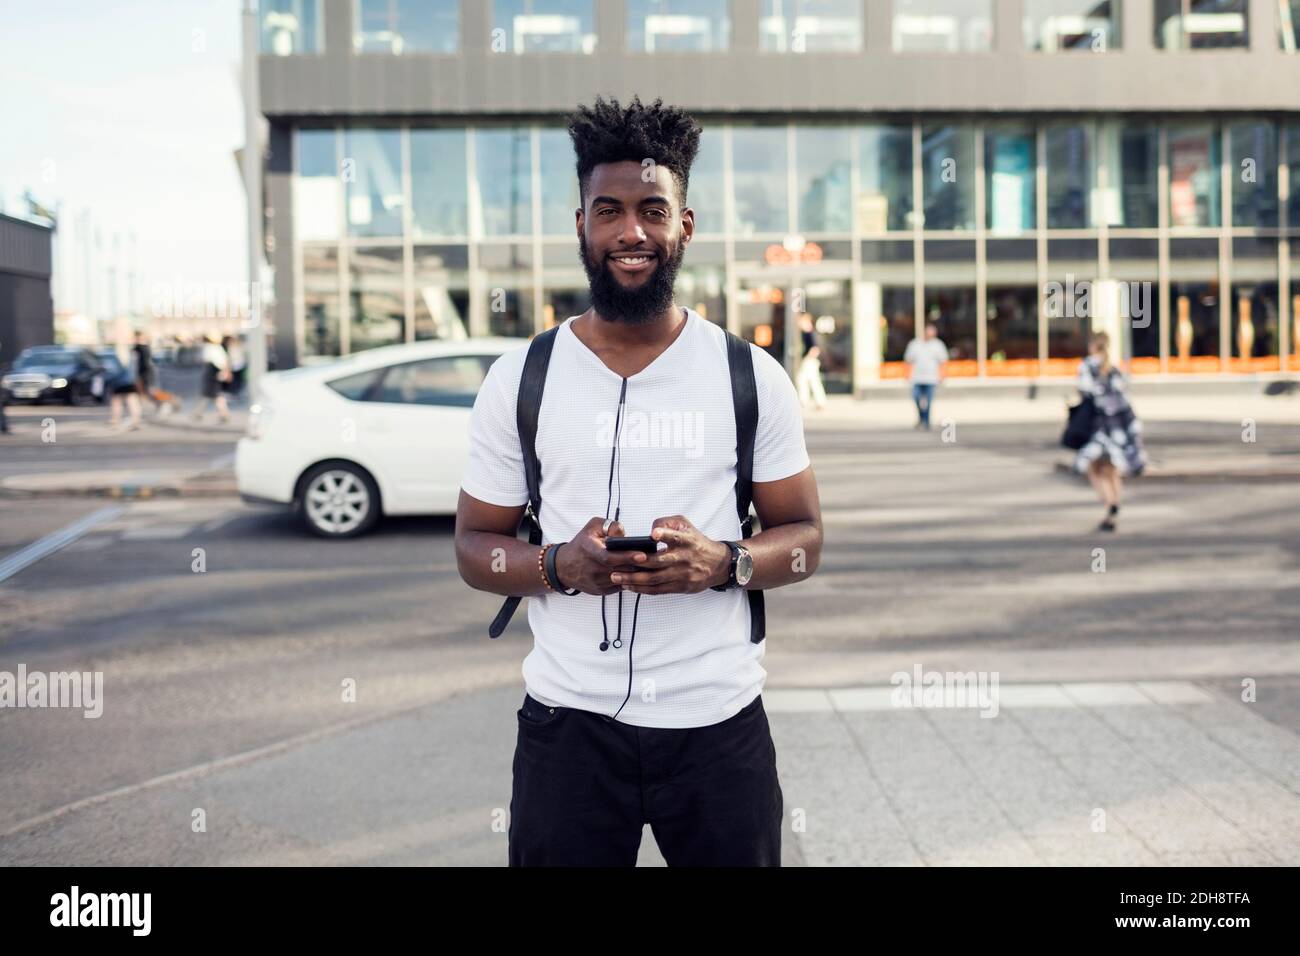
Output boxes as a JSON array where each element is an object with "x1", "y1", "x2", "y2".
[{"x1": 1062, "y1": 395, "x2": 1096, "y2": 450}]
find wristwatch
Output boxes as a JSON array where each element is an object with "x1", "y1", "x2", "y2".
[{"x1": 710, "y1": 541, "x2": 754, "y2": 591}]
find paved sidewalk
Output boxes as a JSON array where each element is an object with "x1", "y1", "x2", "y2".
[{"x1": 2, "y1": 671, "x2": 1296, "y2": 866}]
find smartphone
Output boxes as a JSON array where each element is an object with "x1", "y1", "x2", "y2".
[{"x1": 605, "y1": 535, "x2": 660, "y2": 554}]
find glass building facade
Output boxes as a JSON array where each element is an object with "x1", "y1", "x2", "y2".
[{"x1": 294, "y1": 116, "x2": 1300, "y2": 387}]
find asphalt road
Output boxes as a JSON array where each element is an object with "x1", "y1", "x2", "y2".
[{"x1": 1, "y1": 409, "x2": 1297, "y2": 864}]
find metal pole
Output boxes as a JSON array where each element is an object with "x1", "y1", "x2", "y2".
[{"x1": 242, "y1": 0, "x2": 268, "y2": 392}]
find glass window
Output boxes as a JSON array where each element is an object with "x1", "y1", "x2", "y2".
[
  {"x1": 1108, "y1": 238, "x2": 1159, "y2": 358},
  {"x1": 1098, "y1": 121, "x2": 1158, "y2": 228},
  {"x1": 303, "y1": 246, "x2": 341, "y2": 358},
  {"x1": 628, "y1": 0, "x2": 730, "y2": 51},
  {"x1": 1155, "y1": 0, "x2": 1249, "y2": 49},
  {"x1": 475, "y1": 128, "x2": 533, "y2": 237},
  {"x1": 411, "y1": 129, "x2": 468, "y2": 239},
  {"x1": 376, "y1": 356, "x2": 489, "y2": 407},
  {"x1": 539, "y1": 128, "x2": 581, "y2": 236},
  {"x1": 1023, "y1": 0, "x2": 1120, "y2": 51},
  {"x1": 880, "y1": 287, "x2": 916, "y2": 362},
  {"x1": 1045, "y1": 124, "x2": 1093, "y2": 229},
  {"x1": 297, "y1": 129, "x2": 340, "y2": 242},
  {"x1": 796, "y1": 126, "x2": 852, "y2": 233},
  {"x1": 1169, "y1": 238, "x2": 1222, "y2": 367},
  {"x1": 327, "y1": 368, "x2": 384, "y2": 401},
  {"x1": 1288, "y1": 123, "x2": 1300, "y2": 224},
  {"x1": 922, "y1": 124, "x2": 976, "y2": 231},
  {"x1": 732, "y1": 126, "x2": 790, "y2": 235},
  {"x1": 355, "y1": 0, "x2": 459, "y2": 53},
  {"x1": 1231, "y1": 239, "x2": 1280, "y2": 363},
  {"x1": 1283, "y1": 0, "x2": 1300, "y2": 49},
  {"x1": 1228, "y1": 121, "x2": 1278, "y2": 227},
  {"x1": 924, "y1": 286, "x2": 978, "y2": 364},
  {"x1": 481, "y1": 244, "x2": 535, "y2": 336},
  {"x1": 350, "y1": 247, "x2": 405, "y2": 351},
  {"x1": 985, "y1": 125, "x2": 1036, "y2": 235},
  {"x1": 688, "y1": 127, "x2": 726, "y2": 235},
  {"x1": 344, "y1": 129, "x2": 404, "y2": 239},
  {"x1": 261, "y1": 0, "x2": 321, "y2": 55},
  {"x1": 413, "y1": 245, "x2": 470, "y2": 340},
  {"x1": 857, "y1": 124, "x2": 913, "y2": 233},
  {"x1": 1047, "y1": 239, "x2": 1098, "y2": 360},
  {"x1": 676, "y1": 263, "x2": 726, "y2": 325},
  {"x1": 1168, "y1": 124, "x2": 1222, "y2": 227},
  {"x1": 987, "y1": 287, "x2": 1040, "y2": 371},
  {"x1": 492, "y1": 0, "x2": 596, "y2": 53},
  {"x1": 892, "y1": 0, "x2": 994, "y2": 52},
  {"x1": 760, "y1": 0, "x2": 863, "y2": 52}
]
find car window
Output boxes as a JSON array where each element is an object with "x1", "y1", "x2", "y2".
[
  {"x1": 374, "y1": 356, "x2": 491, "y2": 407},
  {"x1": 326, "y1": 367, "x2": 384, "y2": 401}
]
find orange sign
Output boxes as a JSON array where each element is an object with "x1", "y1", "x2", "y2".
[{"x1": 763, "y1": 242, "x2": 823, "y2": 265}]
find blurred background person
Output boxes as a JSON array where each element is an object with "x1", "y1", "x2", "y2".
[
  {"x1": 904, "y1": 322, "x2": 948, "y2": 430},
  {"x1": 795, "y1": 312, "x2": 827, "y2": 412},
  {"x1": 106, "y1": 344, "x2": 143, "y2": 431},
  {"x1": 193, "y1": 332, "x2": 231, "y2": 423},
  {"x1": 1074, "y1": 332, "x2": 1147, "y2": 532},
  {"x1": 221, "y1": 334, "x2": 247, "y2": 407},
  {"x1": 132, "y1": 330, "x2": 178, "y2": 418}
]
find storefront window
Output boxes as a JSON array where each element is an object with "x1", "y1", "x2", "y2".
[
  {"x1": 732, "y1": 126, "x2": 790, "y2": 235},
  {"x1": 1169, "y1": 238, "x2": 1222, "y2": 369},
  {"x1": 350, "y1": 247, "x2": 405, "y2": 350},
  {"x1": 475, "y1": 128, "x2": 533, "y2": 237},
  {"x1": 922, "y1": 125, "x2": 976, "y2": 231},
  {"x1": 345, "y1": 129, "x2": 404, "y2": 239},
  {"x1": 411, "y1": 129, "x2": 468, "y2": 239},
  {"x1": 1228, "y1": 121, "x2": 1278, "y2": 227},
  {"x1": 1168, "y1": 124, "x2": 1221, "y2": 228},
  {"x1": 857, "y1": 124, "x2": 914, "y2": 233},
  {"x1": 985, "y1": 125, "x2": 1036, "y2": 235},
  {"x1": 986, "y1": 286, "x2": 1040, "y2": 373},
  {"x1": 796, "y1": 126, "x2": 852, "y2": 233}
]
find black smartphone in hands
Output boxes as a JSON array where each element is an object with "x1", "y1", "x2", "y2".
[{"x1": 604, "y1": 535, "x2": 660, "y2": 554}]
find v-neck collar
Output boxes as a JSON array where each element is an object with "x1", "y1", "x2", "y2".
[{"x1": 562, "y1": 307, "x2": 694, "y2": 382}]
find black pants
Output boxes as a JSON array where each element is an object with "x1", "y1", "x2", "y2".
[{"x1": 509, "y1": 692, "x2": 783, "y2": 866}]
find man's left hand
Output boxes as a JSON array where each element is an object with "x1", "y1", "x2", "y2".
[{"x1": 609, "y1": 515, "x2": 730, "y2": 595}]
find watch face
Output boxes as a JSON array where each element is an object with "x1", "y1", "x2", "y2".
[{"x1": 735, "y1": 548, "x2": 754, "y2": 586}]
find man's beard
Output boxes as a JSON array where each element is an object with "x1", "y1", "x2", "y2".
[{"x1": 578, "y1": 233, "x2": 686, "y2": 326}]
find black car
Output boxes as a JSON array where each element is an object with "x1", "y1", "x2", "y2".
[{"x1": 1, "y1": 346, "x2": 107, "y2": 405}]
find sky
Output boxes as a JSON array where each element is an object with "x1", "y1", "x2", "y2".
[{"x1": 0, "y1": 0, "x2": 249, "y2": 312}]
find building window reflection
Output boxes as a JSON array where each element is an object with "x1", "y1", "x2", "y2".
[
  {"x1": 796, "y1": 126, "x2": 852, "y2": 233},
  {"x1": 345, "y1": 129, "x2": 404, "y2": 238},
  {"x1": 411, "y1": 129, "x2": 468, "y2": 239},
  {"x1": 297, "y1": 129, "x2": 340, "y2": 242},
  {"x1": 492, "y1": 0, "x2": 596, "y2": 53},
  {"x1": 1155, "y1": 0, "x2": 1250, "y2": 50},
  {"x1": 355, "y1": 0, "x2": 459, "y2": 54},
  {"x1": 985, "y1": 124, "x2": 1037, "y2": 235},
  {"x1": 303, "y1": 246, "x2": 341, "y2": 358},
  {"x1": 1283, "y1": 0, "x2": 1300, "y2": 49},
  {"x1": 261, "y1": 0, "x2": 321, "y2": 55},
  {"x1": 1023, "y1": 0, "x2": 1121, "y2": 51},
  {"x1": 732, "y1": 126, "x2": 790, "y2": 235},
  {"x1": 350, "y1": 247, "x2": 406, "y2": 350},
  {"x1": 1169, "y1": 124, "x2": 1222, "y2": 227},
  {"x1": 628, "y1": 0, "x2": 731, "y2": 52},
  {"x1": 1099, "y1": 122, "x2": 1158, "y2": 228},
  {"x1": 539, "y1": 128, "x2": 581, "y2": 236},
  {"x1": 475, "y1": 128, "x2": 534, "y2": 237},
  {"x1": 857, "y1": 124, "x2": 914, "y2": 232},
  {"x1": 923, "y1": 124, "x2": 976, "y2": 231},
  {"x1": 1228, "y1": 121, "x2": 1278, "y2": 227},
  {"x1": 760, "y1": 0, "x2": 863, "y2": 52},
  {"x1": 1045, "y1": 124, "x2": 1093, "y2": 229},
  {"x1": 892, "y1": 0, "x2": 994, "y2": 52},
  {"x1": 413, "y1": 245, "x2": 470, "y2": 340}
]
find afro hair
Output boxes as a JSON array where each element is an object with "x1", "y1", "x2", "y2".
[{"x1": 566, "y1": 95, "x2": 703, "y2": 211}]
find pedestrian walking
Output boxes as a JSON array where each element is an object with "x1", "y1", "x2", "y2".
[
  {"x1": 903, "y1": 321, "x2": 949, "y2": 430},
  {"x1": 455, "y1": 96, "x2": 823, "y2": 867},
  {"x1": 795, "y1": 312, "x2": 828, "y2": 411},
  {"x1": 222, "y1": 334, "x2": 247, "y2": 406},
  {"x1": 1073, "y1": 332, "x2": 1147, "y2": 532},
  {"x1": 107, "y1": 345, "x2": 143, "y2": 431},
  {"x1": 132, "y1": 331, "x2": 180, "y2": 418},
  {"x1": 193, "y1": 333, "x2": 231, "y2": 423}
]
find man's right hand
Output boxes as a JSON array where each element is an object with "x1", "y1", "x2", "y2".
[{"x1": 554, "y1": 517, "x2": 649, "y2": 595}]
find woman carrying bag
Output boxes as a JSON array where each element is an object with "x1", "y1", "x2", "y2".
[{"x1": 1069, "y1": 332, "x2": 1147, "y2": 532}]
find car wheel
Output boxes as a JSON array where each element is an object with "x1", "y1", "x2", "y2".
[{"x1": 299, "y1": 463, "x2": 380, "y2": 539}]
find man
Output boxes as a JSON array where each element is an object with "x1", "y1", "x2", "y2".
[
  {"x1": 903, "y1": 321, "x2": 949, "y2": 430},
  {"x1": 455, "y1": 96, "x2": 823, "y2": 867}
]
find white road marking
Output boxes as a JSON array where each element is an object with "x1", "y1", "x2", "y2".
[
  {"x1": 118, "y1": 525, "x2": 195, "y2": 541},
  {"x1": 0, "y1": 506, "x2": 126, "y2": 584}
]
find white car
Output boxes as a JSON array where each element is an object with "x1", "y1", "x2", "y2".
[{"x1": 236, "y1": 338, "x2": 524, "y2": 537}]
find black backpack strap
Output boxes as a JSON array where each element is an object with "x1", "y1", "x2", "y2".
[
  {"x1": 723, "y1": 331, "x2": 765, "y2": 644},
  {"x1": 489, "y1": 326, "x2": 560, "y2": 639}
]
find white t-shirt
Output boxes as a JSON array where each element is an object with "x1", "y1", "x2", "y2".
[
  {"x1": 904, "y1": 338, "x2": 949, "y2": 385},
  {"x1": 461, "y1": 307, "x2": 810, "y2": 728}
]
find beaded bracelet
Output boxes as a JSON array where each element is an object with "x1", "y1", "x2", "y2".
[{"x1": 537, "y1": 544, "x2": 555, "y2": 592}]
